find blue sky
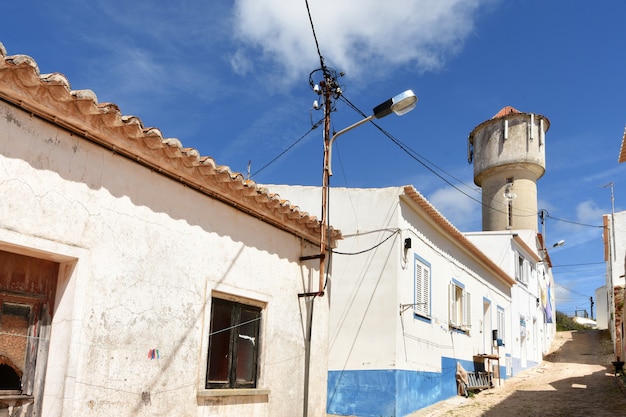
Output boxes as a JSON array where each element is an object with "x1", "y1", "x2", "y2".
[{"x1": 3, "y1": 0, "x2": 625, "y2": 317}]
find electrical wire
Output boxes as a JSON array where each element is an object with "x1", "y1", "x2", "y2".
[
  {"x1": 544, "y1": 212, "x2": 603, "y2": 228},
  {"x1": 304, "y1": 0, "x2": 325, "y2": 70},
  {"x1": 339, "y1": 95, "x2": 608, "y2": 228},
  {"x1": 249, "y1": 120, "x2": 322, "y2": 178},
  {"x1": 552, "y1": 262, "x2": 605, "y2": 268},
  {"x1": 554, "y1": 283, "x2": 591, "y2": 298},
  {"x1": 332, "y1": 229, "x2": 400, "y2": 256},
  {"x1": 339, "y1": 95, "x2": 529, "y2": 218}
]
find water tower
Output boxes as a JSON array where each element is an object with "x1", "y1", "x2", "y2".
[{"x1": 468, "y1": 106, "x2": 550, "y2": 231}]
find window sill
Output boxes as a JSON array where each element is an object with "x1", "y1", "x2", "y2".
[
  {"x1": 197, "y1": 388, "x2": 270, "y2": 398},
  {"x1": 450, "y1": 325, "x2": 470, "y2": 335},
  {"x1": 0, "y1": 393, "x2": 34, "y2": 407}
]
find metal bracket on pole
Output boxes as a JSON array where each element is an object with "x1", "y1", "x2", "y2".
[
  {"x1": 399, "y1": 303, "x2": 427, "y2": 315},
  {"x1": 299, "y1": 254, "x2": 324, "y2": 261},
  {"x1": 298, "y1": 291, "x2": 324, "y2": 298}
]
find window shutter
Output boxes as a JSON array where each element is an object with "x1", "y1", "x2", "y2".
[
  {"x1": 463, "y1": 290, "x2": 471, "y2": 327},
  {"x1": 414, "y1": 260, "x2": 430, "y2": 317},
  {"x1": 414, "y1": 263, "x2": 422, "y2": 314},
  {"x1": 449, "y1": 283, "x2": 456, "y2": 326},
  {"x1": 421, "y1": 267, "x2": 430, "y2": 316}
]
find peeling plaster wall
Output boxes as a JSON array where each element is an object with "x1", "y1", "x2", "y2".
[{"x1": 0, "y1": 102, "x2": 328, "y2": 417}]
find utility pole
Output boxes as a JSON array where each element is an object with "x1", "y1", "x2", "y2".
[
  {"x1": 318, "y1": 76, "x2": 333, "y2": 296},
  {"x1": 603, "y1": 182, "x2": 616, "y2": 261},
  {"x1": 300, "y1": 67, "x2": 341, "y2": 417},
  {"x1": 590, "y1": 296, "x2": 595, "y2": 320}
]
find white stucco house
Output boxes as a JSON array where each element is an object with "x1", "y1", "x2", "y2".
[
  {"x1": 268, "y1": 185, "x2": 515, "y2": 417},
  {"x1": 602, "y1": 210, "x2": 626, "y2": 359},
  {"x1": 595, "y1": 284, "x2": 609, "y2": 330},
  {"x1": 0, "y1": 43, "x2": 338, "y2": 417},
  {"x1": 464, "y1": 230, "x2": 556, "y2": 375}
]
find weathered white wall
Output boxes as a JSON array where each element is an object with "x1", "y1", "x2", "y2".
[
  {"x1": 0, "y1": 102, "x2": 327, "y2": 417},
  {"x1": 271, "y1": 186, "x2": 403, "y2": 370}
]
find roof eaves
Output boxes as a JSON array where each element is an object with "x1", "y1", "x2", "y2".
[
  {"x1": 0, "y1": 43, "x2": 340, "y2": 246},
  {"x1": 619, "y1": 126, "x2": 626, "y2": 163},
  {"x1": 401, "y1": 186, "x2": 515, "y2": 287},
  {"x1": 512, "y1": 235, "x2": 542, "y2": 263}
]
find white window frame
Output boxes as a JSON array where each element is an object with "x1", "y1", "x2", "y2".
[
  {"x1": 497, "y1": 306, "x2": 506, "y2": 344},
  {"x1": 515, "y1": 252, "x2": 529, "y2": 285},
  {"x1": 449, "y1": 279, "x2": 471, "y2": 332},
  {"x1": 413, "y1": 255, "x2": 431, "y2": 319}
]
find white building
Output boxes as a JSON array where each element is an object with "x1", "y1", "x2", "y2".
[
  {"x1": 595, "y1": 285, "x2": 608, "y2": 330},
  {"x1": 602, "y1": 210, "x2": 626, "y2": 358},
  {"x1": 465, "y1": 230, "x2": 557, "y2": 375},
  {"x1": 0, "y1": 43, "x2": 337, "y2": 417},
  {"x1": 269, "y1": 185, "x2": 514, "y2": 417}
]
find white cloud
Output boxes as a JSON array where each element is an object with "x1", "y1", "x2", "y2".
[
  {"x1": 232, "y1": 0, "x2": 487, "y2": 81},
  {"x1": 229, "y1": 50, "x2": 253, "y2": 76},
  {"x1": 428, "y1": 186, "x2": 481, "y2": 231},
  {"x1": 576, "y1": 200, "x2": 605, "y2": 225}
]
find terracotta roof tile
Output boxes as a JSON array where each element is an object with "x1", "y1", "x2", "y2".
[
  {"x1": 492, "y1": 106, "x2": 521, "y2": 119},
  {"x1": 0, "y1": 42, "x2": 336, "y2": 245},
  {"x1": 402, "y1": 185, "x2": 515, "y2": 287},
  {"x1": 468, "y1": 106, "x2": 550, "y2": 145}
]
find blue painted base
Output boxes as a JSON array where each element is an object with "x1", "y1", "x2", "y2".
[
  {"x1": 327, "y1": 358, "x2": 506, "y2": 417},
  {"x1": 511, "y1": 357, "x2": 539, "y2": 376},
  {"x1": 327, "y1": 357, "x2": 488, "y2": 417}
]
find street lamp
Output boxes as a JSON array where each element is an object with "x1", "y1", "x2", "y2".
[
  {"x1": 552, "y1": 240, "x2": 565, "y2": 248},
  {"x1": 318, "y1": 90, "x2": 417, "y2": 294},
  {"x1": 301, "y1": 87, "x2": 417, "y2": 417},
  {"x1": 327, "y1": 90, "x2": 418, "y2": 176}
]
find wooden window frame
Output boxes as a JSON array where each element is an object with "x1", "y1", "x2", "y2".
[{"x1": 206, "y1": 297, "x2": 261, "y2": 389}]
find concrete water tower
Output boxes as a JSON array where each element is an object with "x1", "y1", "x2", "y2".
[{"x1": 468, "y1": 106, "x2": 550, "y2": 232}]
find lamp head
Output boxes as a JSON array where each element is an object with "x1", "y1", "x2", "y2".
[{"x1": 372, "y1": 90, "x2": 418, "y2": 119}]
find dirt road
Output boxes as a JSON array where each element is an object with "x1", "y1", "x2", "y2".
[{"x1": 410, "y1": 329, "x2": 626, "y2": 417}]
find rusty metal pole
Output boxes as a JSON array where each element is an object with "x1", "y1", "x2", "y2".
[{"x1": 318, "y1": 77, "x2": 332, "y2": 296}]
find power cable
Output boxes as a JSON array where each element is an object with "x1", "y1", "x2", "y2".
[
  {"x1": 304, "y1": 0, "x2": 325, "y2": 70},
  {"x1": 338, "y1": 95, "x2": 530, "y2": 219},
  {"x1": 552, "y1": 262, "x2": 605, "y2": 268},
  {"x1": 332, "y1": 229, "x2": 399, "y2": 256},
  {"x1": 249, "y1": 119, "x2": 322, "y2": 178},
  {"x1": 554, "y1": 283, "x2": 590, "y2": 298},
  {"x1": 544, "y1": 213, "x2": 603, "y2": 228},
  {"x1": 340, "y1": 95, "x2": 607, "y2": 229}
]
